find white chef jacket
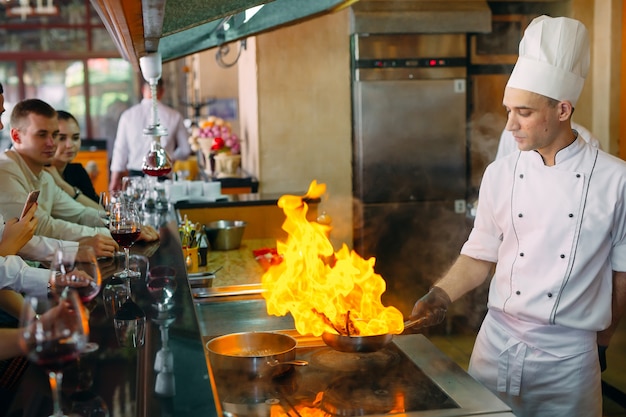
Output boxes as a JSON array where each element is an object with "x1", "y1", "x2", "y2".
[
  {"x1": 0, "y1": 150, "x2": 109, "y2": 244},
  {"x1": 495, "y1": 122, "x2": 600, "y2": 160},
  {"x1": 462, "y1": 136, "x2": 626, "y2": 331},
  {"x1": 109, "y1": 99, "x2": 191, "y2": 173}
]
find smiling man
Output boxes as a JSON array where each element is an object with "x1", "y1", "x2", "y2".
[{"x1": 0, "y1": 98, "x2": 120, "y2": 258}]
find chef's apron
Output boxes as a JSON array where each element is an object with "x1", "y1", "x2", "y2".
[{"x1": 468, "y1": 309, "x2": 601, "y2": 417}]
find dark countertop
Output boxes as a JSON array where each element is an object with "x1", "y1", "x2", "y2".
[
  {"x1": 7, "y1": 220, "x2": 215, "y2": 417},
  {"x1": 174, "y1": 192, "x2": 318, "y2": 210}
]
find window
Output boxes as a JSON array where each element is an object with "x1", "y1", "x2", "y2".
[{"x1": 0, "y1": 1, "x2": 138, "y2": 151}]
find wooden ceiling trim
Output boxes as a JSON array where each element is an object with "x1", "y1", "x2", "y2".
[{"x1": 90, "y1": 0, "x2": 147, "y2": 70}]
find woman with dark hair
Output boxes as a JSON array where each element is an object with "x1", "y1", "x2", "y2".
[{"x1": 45, "y1": 110, "x2": 100, "y2": 209}]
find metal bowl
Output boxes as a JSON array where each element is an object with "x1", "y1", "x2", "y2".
[{"x1": 204, "y1": 220, "x2": 247, "y2": 250}]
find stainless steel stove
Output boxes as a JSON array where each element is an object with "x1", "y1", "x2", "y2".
[{"x1": 196, "y1": 290, "x2": 513, "y2": 417}]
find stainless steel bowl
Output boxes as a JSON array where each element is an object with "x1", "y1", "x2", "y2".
[{"x1": 204, "y1": 220, "x2": 247, "y2": 250}]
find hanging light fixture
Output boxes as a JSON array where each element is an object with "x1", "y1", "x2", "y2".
[{"x1": 139, "y1": 52, "x2": 173, "y2": 177}]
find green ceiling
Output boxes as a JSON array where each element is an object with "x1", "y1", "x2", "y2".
[{"x1": 158, "y1": 0, "x2": 350, "y2": 62}]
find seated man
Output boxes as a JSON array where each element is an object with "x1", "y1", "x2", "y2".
[{"x1": 0, "y1": 99, "x2": 158, "y2": 259}]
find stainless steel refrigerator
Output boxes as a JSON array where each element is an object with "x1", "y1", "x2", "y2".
[{"x1": 352, "y1": 34, "x2": 472, "y2": 316}]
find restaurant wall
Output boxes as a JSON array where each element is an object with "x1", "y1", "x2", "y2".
[{"x1": 240, "y1": 9, "x2": 354, "y2": 249}]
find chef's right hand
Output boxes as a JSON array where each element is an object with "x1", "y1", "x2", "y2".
[{"x1": 406, "y1": 286, "x2": 452, "y2": 331}]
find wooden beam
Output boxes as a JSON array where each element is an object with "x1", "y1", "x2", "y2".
[{"x1": 90, "y1": 0, "x2": 147, "y2": 71}]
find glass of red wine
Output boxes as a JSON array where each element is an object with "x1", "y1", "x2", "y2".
[
  {"x1": 19, "y1": 290, "x2": 89, "y2": 417},
  {"x1": 50, "y1": 245, "x2": 102, "y2": 354},
  {"x1": 109, "y1": 202, "x2": 142, "y2": 278}
]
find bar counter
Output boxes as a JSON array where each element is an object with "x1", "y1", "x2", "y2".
[
  {"x1": 174, "y1": 192, "x2": 319, "y2": 241},
  {"x1": 7, "y1": 219, "x2": 216, "y2": 417}
]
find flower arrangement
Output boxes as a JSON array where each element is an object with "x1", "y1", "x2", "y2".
[{"x1": 189, "y1": 116, "x2": 241, "y2": 155}]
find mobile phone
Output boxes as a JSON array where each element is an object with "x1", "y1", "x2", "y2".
[{"x1": 20, "y1": 190, "x2": 40, "y2": 219}]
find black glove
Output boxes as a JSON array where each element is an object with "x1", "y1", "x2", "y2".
[
  {"x1": 406, "y1": 286, "x2": 452, "y2": 331},
  {"x1": 598, "y1": 345, "x2": 608, "y2": 372}
]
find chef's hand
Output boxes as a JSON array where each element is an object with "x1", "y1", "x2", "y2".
[
  {"x1": 406, "y1": 286, "x2": 451, "y2": 331},
  {"x1": 598, "y1": 345, "x2": 608, "y2": 372}
]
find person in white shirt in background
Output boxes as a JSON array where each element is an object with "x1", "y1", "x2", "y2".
[
  {"x1": 495, "y1": 120, "x2": 600, "y2": 159},
  {"x1": 108, "y1": 78, "x2": 191, "y2": 191}
]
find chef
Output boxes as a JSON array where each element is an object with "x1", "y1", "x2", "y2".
[{"x1": 408, "y1": 15, "x2": 626, "y2": 417}]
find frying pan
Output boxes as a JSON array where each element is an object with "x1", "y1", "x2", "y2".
[
  {"x1": 321, "y1": 317, "x2": 426, "y2": 353},
  {"x1": 206, "y1": 332, "x2": 308, "y2": 379}
]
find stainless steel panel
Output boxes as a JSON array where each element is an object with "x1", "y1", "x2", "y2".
[
  {"x1": 353, "y1": 78, "x2": 467, "y2": 203},
  {"x1": 357, "y1": 66, "x2": 467, "y2": 81},
  {"x1": 395, "y1": 335, "x2": 513, "y2": 416},
  {"x1": 354, "y1": 201, "x2": 469, "y2": 316},
  {"x1": 354, "y1": 34, "x2": 467, "y2": 60},
  {"x1": 194, "y1": 294, "x2": 294, "y2": 338},
  {"x1": 350, "y1": 1, "x2": 491, "y2": 34}
]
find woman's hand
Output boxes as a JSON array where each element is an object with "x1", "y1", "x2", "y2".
[
  {"x1": 43, "y1": 166, "x2": 67, "y2": 189},
  {"x1": 0, "y1": 204, "x2": 38, "y2": 256}
]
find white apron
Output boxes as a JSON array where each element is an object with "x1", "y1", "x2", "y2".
[
  {"x1": 459, "y1": 139, "x2": 626, "y2": 416},
  {"x1": 469, "y1": 310, "x2": 601, "y2": 417}
]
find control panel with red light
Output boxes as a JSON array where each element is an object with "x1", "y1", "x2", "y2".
[{"x1": 356, "y1": 57, "x2": 466, "y2": 69}]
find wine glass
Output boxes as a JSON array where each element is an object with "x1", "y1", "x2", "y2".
[
  {"x1": 19, "y1": 291, "x2": 89, "y2": 417},
  {"x1": 109, "y1": 202, "x2": 142, "y2": 278},
  {"x1": 50, "y1": 245, "x2": 102, "y2": 353},
  {"x1": 97, "y1": 191, "x2": 111, "y2": 227},
  {"x1": 50, "y1": 246, "x2": 102, "y2": 305},
  {"x1": 146, "y1": 266, "x2": 177, "y2": 311},
  {"x1": 113, "y1": 298, "x2": 146, "y2": 348},
  {"x1": 99, "y1": 191, "x2": 126, "y2": 258}
]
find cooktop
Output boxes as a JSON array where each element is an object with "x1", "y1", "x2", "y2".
[{"x1": 213, "y1": 343, "x2": 457, "y2": 417}]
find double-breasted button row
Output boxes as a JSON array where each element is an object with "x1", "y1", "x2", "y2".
[{"x1": 513, "y1": 290, "x2": 554, "y2": 298}]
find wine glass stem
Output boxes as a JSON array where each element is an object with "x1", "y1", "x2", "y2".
[
  {"x1": 124, "y1": 247, "x2": 131, "y2": 272},
  {"x1": 48, "y1": 370, "x2": 65, "y2": 416}
]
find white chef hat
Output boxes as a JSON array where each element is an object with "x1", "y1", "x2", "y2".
[{"x1": 506, "y1": 15, "x2": 590, "y2": 106}]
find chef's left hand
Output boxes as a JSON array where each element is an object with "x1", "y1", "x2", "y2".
[
  {"x1": 139, "y1": 224, "x2": 159, "y2": 242},
  {"x1": 405, "y1": 286, "x2": 451, "y2": 332}
]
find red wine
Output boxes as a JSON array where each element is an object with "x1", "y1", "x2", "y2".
[
  {"x1": 77, "y1": 280, "x2": 101, "y2": 303},
  {"x1": 32, "y1": 339, "x2": 81, "y2": 372},
  {"x1": 143, "y1": 167, "x2": 172, "y2": 177},
  {"x1": 111, "y1": 230, "x2": 141, "y2": 247},
  {"x1": 147, "y1": 277, "x2": 177, "y2": 305}
]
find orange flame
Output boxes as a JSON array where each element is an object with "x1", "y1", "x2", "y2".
[
  {"x1": 262, "y1": 181, "x2": 404, "y2": 336},
  {"x1": 270, "y1": 392, "x2": 328, "y2": 417}
]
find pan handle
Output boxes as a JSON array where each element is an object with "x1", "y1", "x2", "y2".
[
  {"x1": 267, "y1": 359, "x2": 308, "y2": 367},
  {"x1": 403, "y1": 317, "x2": 427, "y2": 330}
]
